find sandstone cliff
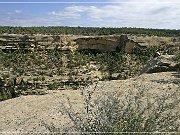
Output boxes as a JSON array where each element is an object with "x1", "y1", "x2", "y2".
[{"x1": 0, "y1": 34, "x2": 179, "y2": 53}]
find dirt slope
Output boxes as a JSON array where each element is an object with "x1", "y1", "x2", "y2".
[{"x1": 0, "y1": 72, "x2": 179, "y2": 134}]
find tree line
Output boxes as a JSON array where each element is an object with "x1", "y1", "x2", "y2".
[{"x1": 0, "y1": 26, "x2": 180, "y2": 37}]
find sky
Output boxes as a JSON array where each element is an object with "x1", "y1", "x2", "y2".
[{"x1": 0, "y1": 0, "x2": 180, "y2": 29}]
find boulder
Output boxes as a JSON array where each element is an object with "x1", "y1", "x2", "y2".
[
  {"x1": 142, "y1": 55, "x2": 178, "y2": 73},
  {"x1": 124, "y1": 40, "x2": 139, "y2": 53}
]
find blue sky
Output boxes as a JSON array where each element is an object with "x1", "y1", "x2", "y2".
[{"x1": 0, "y1": 0, "x2": 180, "y2": 29}]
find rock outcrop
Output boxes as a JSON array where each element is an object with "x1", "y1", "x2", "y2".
[
  {"x1": 142, "y1": 55, "x2": 179, "y2": 73},
  {"x1": 74, "y1": 36, "x2": 120, "y2": 52},
  {"x1": 1, "y1": 34, "x2": 179, "y2": 53}
]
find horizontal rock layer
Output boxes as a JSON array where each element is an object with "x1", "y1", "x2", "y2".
[{"x1": 0, "y1": 34, "x2": 179, "y2": 53}]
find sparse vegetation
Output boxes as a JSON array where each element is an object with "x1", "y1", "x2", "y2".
[
  {"x1": 175, "y1": 50, "x2": 180, "y2": 62},
  {"x1": 173, "y1": 50, "x2": 180, "y2": 71},
  {"x1": 46, "y1": 84, "x2": 180, "y2": 133},
  {"x1": 0, "y1": 79, "x2": 16, "y2": 101},
  {"x1": 47, "y1": 83, "x2": 59, "y2": 90},
  {"x1": 0, "y1": 87, "x2": 12, "y2": 101},
  {"x1": 0, "y1": 44, "x2": 165, "y2": 101},
  {"x1": 0, "y1": 47, "x2": 155, "y2": 77}
]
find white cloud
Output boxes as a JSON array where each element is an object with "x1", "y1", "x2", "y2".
[
  {"x1": 48, "y1": 6, "x2": 102, "y2": 20},
  {"x1": 1, "y1": 0, "x2": 180, "y2": 29},
  {"x1": 0, "y1": 17, "x2": 64, "y2": 26},
  {"x1": 49, "y1": 11, "x2": 81, "y2": 19},
  {"x1": 48, "y1": 0, "x2": 180, "y2": 29},
  {"x1": 14, "y1": 10, "x2": 22, "y2": 14},
  {"x1": 0, "y1": 10, "x2": 23, "y2": 15}
]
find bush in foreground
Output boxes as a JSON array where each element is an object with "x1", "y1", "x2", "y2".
[{"x1": 45, "y1": 84, "x2": 180, "y2": 134}]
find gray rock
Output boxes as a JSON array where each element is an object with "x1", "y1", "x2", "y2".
[
  {"x1": 142, "y1": 55, "x2": 178, "y2": 73},
  {"x1": 20, "y1": 89, "x2": 48, "y2": 95}
]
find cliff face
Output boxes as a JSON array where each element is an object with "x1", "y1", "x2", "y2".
[
  {"x1": 74, "y1": 36, "x2": 119, "y2": 52},
  {"x1": 0, "y1": 34, "x2": 179, "y2": 53}
]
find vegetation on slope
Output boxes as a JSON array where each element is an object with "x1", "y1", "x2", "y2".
[{"x1": 0, "y1": 47, "x2": 158, "y2": 101}]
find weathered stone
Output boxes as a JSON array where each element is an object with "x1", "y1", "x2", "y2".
[
  {"x1": 74, "y1": 36, "x2": 119, "y2": 52},
  {"x1": 0, "y1": 34, "x2": 179, "y2": 54},
  {"x1": 111, "y1": 73, "x2": 121, "y2": 79},
  {"x1": 20, "y1": 89, "x2": 48, "y2": 95},
  {"x1": 124, "y1": 40, "x2": 139, "y2": 53},
  {"x1": 142, "y1": 55, "x2": 178, "y2": 73}
]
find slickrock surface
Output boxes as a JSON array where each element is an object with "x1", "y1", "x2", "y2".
[{"x1": 0, "y1": 72, "x2": 179, "y2": 134}]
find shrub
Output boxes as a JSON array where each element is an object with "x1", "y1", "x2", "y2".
[
  {"x1": 46, "y1": 84, "x2": 180, "y2": 133},
  {"x1": 0, "y1": 87, "x2": 16, "y2": 101},
  {"x1": 175, "y1": 50, "x2": 180, "y2": 62},
  {"x1": 47, "y1": 83, "x2": 59, "y2": 90},
  {"x1": 0, "y1": 77, "x2": 17, "y2": 101}
]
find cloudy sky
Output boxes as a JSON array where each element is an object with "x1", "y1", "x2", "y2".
[{"x1": 0, "y1": 0, "x2": 180, "y2": 29}]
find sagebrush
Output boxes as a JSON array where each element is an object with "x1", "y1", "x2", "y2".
[{"x1": 46, "y1": 84, "x2": 180, "y2": 134}]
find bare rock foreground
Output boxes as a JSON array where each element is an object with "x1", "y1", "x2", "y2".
[{"x1": 0, "y1": 72, "x2": 179, "y2": 134}]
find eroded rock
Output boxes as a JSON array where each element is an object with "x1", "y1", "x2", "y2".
[
  {"x1": 142, "y1": 55, "x2": 178, "y2": 73},
  {"x1": 0, "y1": 34, "x2": 179, "y2": 54}
]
